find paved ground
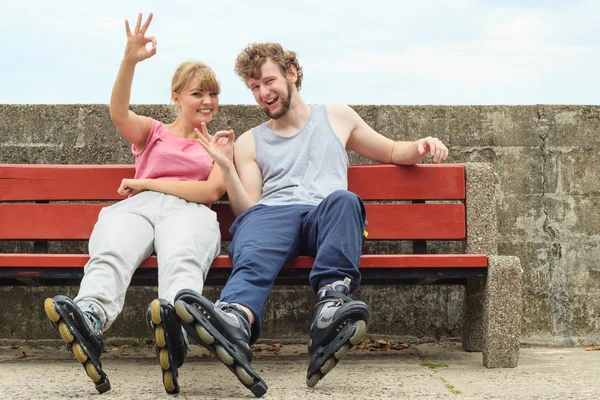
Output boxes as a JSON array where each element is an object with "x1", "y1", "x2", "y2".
[{"x1": 0, "y1": 340, "x2": 598, "y2": 399}]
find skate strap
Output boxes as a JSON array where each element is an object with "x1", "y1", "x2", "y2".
[
  {"x1": 315, "y1": 289, "x2": 352, "y2": 306},
  {"x1": 216, "y1": 301, "x2": 251, "y2": 325}
]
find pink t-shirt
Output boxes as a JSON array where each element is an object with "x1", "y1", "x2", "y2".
[{"x1": 132, "y1": 119, "x2": 214, "y2": 182}]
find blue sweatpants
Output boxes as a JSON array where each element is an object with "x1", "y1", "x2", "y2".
[{"x1": 221, "y1": 190, "x2": 366, "y2": 342}]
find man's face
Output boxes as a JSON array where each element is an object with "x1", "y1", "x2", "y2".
[{"x1": 247, "y1": 59, "x2": 295, "y2": 119}]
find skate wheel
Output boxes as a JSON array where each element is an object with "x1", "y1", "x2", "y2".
[
  {"x1": 72, "y1": 342, "x2": 88, "y2": 363},
  {"x1": 163, "y1": 370, "x2": 177, "y2": 393},
  {"x1": 334, "y1": 344, "x2": 350, "y2": 361},
  {"x1": 320, "y1": 357, "x2": 336, "y2": 375},
  {"x1": 349, "y1": 320, "x2": 367, "y2": 345},
  {"x1": 215, "y1": 345, "x2": 234, "y2": 366},
  {"x1": 85, "y1": 361, "x2": 102, "y2": 383},
  {"x1": 150, "y1": 299, "x2": 162, "y2": 325},
  {"x1": 174, "y1": 300, "x2": 194, "y2": 323},
  {"x1": 195, "y1": 325, "x2": 215, "y2": 345},
  {"x1": 58, "y1": 321, "x2": 74, "y2": 343},
  {"x1": 306, "y1": 372, "x2": 322, "y2": 388},
  {"x1": 159, "y1": 348, "x2": 170, "y2": 370},
  {"x1": 155, "y1": 325, "x2": 166, "y2": 348},
  {"x1": 44, "y1": 298, "x2": 60, "y2": 322},
  {"x1": 235, "y1": 365, "x2": 255, "y2": 386}
]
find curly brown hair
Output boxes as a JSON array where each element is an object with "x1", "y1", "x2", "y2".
[{"x1": 234, "y1": 42, "x2": 303, "y2": 90}]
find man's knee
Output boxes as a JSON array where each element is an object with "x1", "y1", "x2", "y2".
[
  {"x1": 325, "y1": 190, "x2": 364, "y2": 215},
  {"x1": 327, "y1": 190, "x2": 360, "y2": 205}
]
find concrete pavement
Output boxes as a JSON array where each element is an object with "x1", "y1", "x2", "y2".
[{"x1": 0, "y1": 341, "x2": 598, "y2": 399}]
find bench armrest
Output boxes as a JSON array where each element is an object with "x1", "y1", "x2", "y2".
[{"x1": 465, "y1": 163, "x2": 498, "y2": 255}]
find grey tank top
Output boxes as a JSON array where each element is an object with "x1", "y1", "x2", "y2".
[{"x1": 252, "y1": 104, "x2": 349, "y2": 206}]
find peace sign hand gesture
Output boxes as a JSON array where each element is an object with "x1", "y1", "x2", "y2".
[{"x1": 123, "y1": 13, "x2": 157, "y2": 63}]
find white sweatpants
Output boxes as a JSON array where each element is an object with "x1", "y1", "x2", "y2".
[{"x1": 74, "y1": 191, "x2": 221, "y2": 330}]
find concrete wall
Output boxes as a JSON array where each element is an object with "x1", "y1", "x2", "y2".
[{"x1": 1, "y1": 104, "x2": 599, "y2": 346}]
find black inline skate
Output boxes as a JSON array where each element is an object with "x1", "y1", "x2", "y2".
[
  {"x1": 174, "y1": 289, "x2": 268, "y2": 397},
  {"x1": 306, "y1": 277, "x2": 370, "y2": 388},
  {"x1": 44, "y1": 296, "x2": 110, "y2": 394},
  {"x1": 146, "y1": 298, "x2": 188, "y2": 394}
]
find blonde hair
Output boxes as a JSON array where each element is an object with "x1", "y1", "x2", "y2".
[
  {"x1": 171, "y1": 61, "x2": 220, "y2": 95},
  {"x1": 234, "y1": 42, "x2": 303, "y2": 90}
]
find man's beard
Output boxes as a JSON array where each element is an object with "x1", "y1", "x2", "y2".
[{"x1": 262, "y1": 81, "x2": 293, "y2": 119}]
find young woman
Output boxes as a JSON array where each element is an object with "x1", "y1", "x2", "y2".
[{"x1": 44, "y1": 13, "x2": 226, "y2": 395}]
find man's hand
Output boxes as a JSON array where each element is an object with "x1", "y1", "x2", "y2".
[
  {"x1": 195, "y1": 122, "x2": 235, "y2": 171},
  {"x1": 117, "y1": 178, "x2": 147, "y2": 196},
  {"x1": 417, "y1": 137, "x2": 449, "y2": 164}
]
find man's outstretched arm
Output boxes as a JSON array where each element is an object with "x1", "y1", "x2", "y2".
[{"x1": 343, "y1": 105, "x2": 448, "y2": 165}]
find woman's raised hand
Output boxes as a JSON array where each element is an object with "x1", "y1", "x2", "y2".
[{"x1": 123, "y1": 13, "x2": 157, "y2": 63}]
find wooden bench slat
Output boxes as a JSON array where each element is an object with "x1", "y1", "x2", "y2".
[
  {"x1": 0, "y1": 254, "x2": 488, "y2": 268},
  {"x1": 0, "y1": 164, "x2": 465, "y2": 201},
  {"x1": 0, "y1": 203, "x2": 465, "y2": 241},
  {"x1": 0, "y1": 164, "x2": 135, "y2": 201},
  {"x1": 365, "y1": 204, "x2": 465, "y2": 240},
  {"x1": 0, "y1": 203, "x2": 235, "y2": 241},
  {"x1": 348, "y1": 164, "x2": 465, "y2": 200}
]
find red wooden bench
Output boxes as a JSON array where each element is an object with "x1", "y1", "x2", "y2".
[{"x1": 0, "y1": 163, "x2": 521, "y2": 368}]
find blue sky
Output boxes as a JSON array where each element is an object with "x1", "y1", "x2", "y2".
[{"x1": 0, "y1": 0, "x2": 598, "y2": 105}]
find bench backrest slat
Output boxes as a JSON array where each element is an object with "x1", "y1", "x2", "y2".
[
  {"x1": 0, "y1": 165, "x2": 135, "y2": 201},
  {"x1": 0, "y1": 164, "x2": 465, "y2": 201},
  {"x1": 348, "y1": 164, "x2": 465, "y2": 200},
  {"x1": 0, "y1": 203, "x2": 466, "y2": 241}
]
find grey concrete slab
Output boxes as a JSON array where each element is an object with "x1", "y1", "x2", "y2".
[{"x1": 0, "y1": 342, "x2": 598, "y2": 399}]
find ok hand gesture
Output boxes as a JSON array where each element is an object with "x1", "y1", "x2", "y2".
[
  {"x1": 123, "y1": 13, "x2": 157, "y2": 63},
  {"x1": 195, "y1": 123, "x2": 235, "y2": 171}
]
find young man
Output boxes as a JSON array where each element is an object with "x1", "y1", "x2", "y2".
[{"x1": 175, "y1": 43, "x2": 448, "y2": 397}]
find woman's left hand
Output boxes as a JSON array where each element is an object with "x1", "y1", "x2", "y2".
[{"x1": 117, "y1": 178, "x2": 147, "y2": 196}]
